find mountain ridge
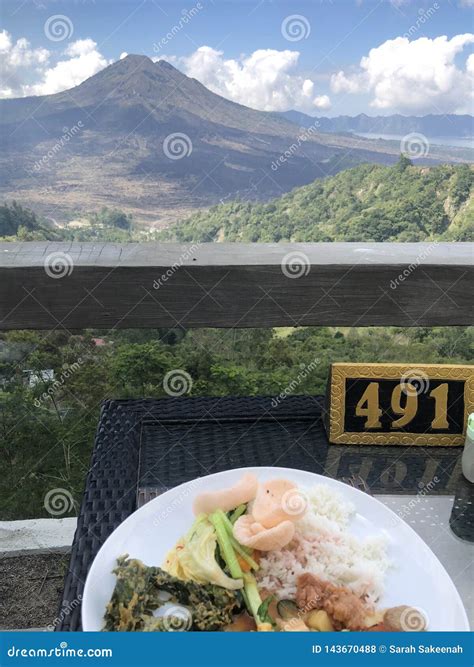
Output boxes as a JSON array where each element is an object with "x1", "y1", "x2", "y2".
[
  {"x1": 0, "y1": 56, "x2": 296, "y2": 137},
  {"x1": 276, "y1": 110, "x2": 474, "y2": 138},
  {"x1": 0, "y1": 55, "x2": 460, "y2": 226}
]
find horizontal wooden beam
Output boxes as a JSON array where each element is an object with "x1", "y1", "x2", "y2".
[{"x1": 0, "y1": 242, "x2": 472, "y2": 330}]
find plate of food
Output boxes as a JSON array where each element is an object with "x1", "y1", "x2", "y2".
[{"x1": 82, "y1": 467, "x2": 469, "y2": 632}]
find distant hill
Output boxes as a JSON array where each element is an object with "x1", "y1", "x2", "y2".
[
  {"x1": 162, "y1": 160, "x2": 473, "y2": 243},
  {"x1": 0, "y1": 55, "x2": 453, "y2": 227},
  {"x1": 277, "y1": 111, "x2": 474, "y2": 138}
]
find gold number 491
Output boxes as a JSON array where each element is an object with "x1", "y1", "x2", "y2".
[{"x1": 355, "y1": 381, "x2": 449, "y2": 430}]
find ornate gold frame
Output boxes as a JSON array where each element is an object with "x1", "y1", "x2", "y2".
[{"x1": 329, "y1": 363, "x2": 474, "y2": 446}]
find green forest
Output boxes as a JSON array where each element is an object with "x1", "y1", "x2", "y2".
[
  {"x1": 162, "y1": 161, "x2": 473, "y2": 243},
  {"x1": 1, "y1": 158, "x2": 473, "y2": 520}
]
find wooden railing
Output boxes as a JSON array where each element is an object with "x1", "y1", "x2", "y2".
[{"x1": 0, "y1": 242, "x2": 472, "y2": 330}]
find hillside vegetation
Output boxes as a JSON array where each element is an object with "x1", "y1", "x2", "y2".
[
  {"x1": 0, "y1": 204, "x2": 135, "y2": 242},
  {"x1": 164, "y1": 161, "x2": 473, "y2": 243}
]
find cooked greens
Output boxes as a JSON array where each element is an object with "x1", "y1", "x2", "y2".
[{"x1": 103, "y1": 555, "x2": 240, "y2": 632}]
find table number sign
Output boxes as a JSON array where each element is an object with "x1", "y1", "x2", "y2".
[{"x1": 324, "y1": 363, "x2": 474, "y2": 446}]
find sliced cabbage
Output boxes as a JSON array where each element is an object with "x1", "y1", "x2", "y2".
[{"x1": 163, "y1": 514, "x2": 243, "y2": 590}]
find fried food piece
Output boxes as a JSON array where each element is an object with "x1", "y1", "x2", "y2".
[
  {"x1": 223, "y1": 612, "x2": 257, "y2": 632},
  {"x1": 296, "y1": 573, "x2": 335, "y2": 611},
  {"x1": 324, "y1": 587, "x2": 368, "y2": 630},
  {"x1": 193, "y1": 474, "x2": 258, "y2": 515},
  {"x1": 252, "y1": 479, "x2": 306, "y2": 528},
  {"x1": 383, "y1": 605, "x2": 427, "y2": 632},
  {"x1": 296, "y1": 573, "x2": 369, "y2": 631},
  {"x1": 233, "y1": 514, "x2": 295, "y2": 551}
]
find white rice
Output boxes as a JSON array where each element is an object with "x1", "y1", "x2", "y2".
[{"x1": 256, "y1": 484, "x2": 390, "y2": 604}]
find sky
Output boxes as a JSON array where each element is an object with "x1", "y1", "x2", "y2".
[{"x1": 1, "y1": 0, "x2": 473, "y2": 116}]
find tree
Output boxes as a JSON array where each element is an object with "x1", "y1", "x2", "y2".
[
  {"x1": 396, "y1": 154, "x2": 413, "y2": 171},
  {"x1": 0, "y1": 202, "x2": 40, "y2": 236}
]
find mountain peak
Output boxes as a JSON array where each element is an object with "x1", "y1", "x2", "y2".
[
  {"x1": 111, "y1": 53, "x2": 155, "y2": 73},
  {"x1": 121, "y1": 53, "x2": 153, "y2": 65},
  {"x1": 62, "y1": 54, "x2": 190, "y2": 104},
  {"x1": 105, "y1": 54, "x2": 187, "y2": 85},
  {"x1": 154, "y1": 59, "x2": 178, "y2": 71},
  {"x1": 115, "y1": 55, "x2": 183, "y2": 76}
]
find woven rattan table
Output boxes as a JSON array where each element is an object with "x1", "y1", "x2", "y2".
[{"x1": 57, "y1": 396, "x2": 473, "y2": 631}]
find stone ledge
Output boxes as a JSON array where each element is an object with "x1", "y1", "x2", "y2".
[{"x1": 0, "y1": 518, "x2": 77, "y2": 556}]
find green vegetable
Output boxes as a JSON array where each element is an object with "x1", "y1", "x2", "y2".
[
  {"x1": 217, "y1": 508, "x2": 252, "y2": 557},
  {"x1": 213, "y1": 509, "x2": 258, "y2": 569},
  {"x1": 257, "y1": 595, "x2": 276, "y2": 627},
  {"x1": 277, "y1": 599, "x2": 299, "y2": 620},
  {"x1": 104, "y1": 555, "x2": 240, "y2": 631},
  {"x1": 217, "y1": 509, "x2": 235, "y2": 534},
  {"x1": 242, "y1": 572, "x2": 274, "y2": 628},
  {"x1": 229, "y1": 535, "x2": 259, "y2": 571},
  {"x1": 167, "y1": 514, "x2": 243, "y2": 590},
  {"x1": 209, "y1": 511, "x2": 243, "y2": 580},
  {"x1": 229, "y1": 503, "x2": 247, "y2": 524},
  {"x1": 243, "y1": 573, "x2": 261, "y2": 621}
]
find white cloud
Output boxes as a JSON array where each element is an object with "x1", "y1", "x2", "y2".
[
  {"x1": 156, "y1": 46, "x2": 331, "y2": 112},
  {"x1": 119, "y1": 51, "x2": 128, "y2": 60},
  {"x1": 467, "y1": 53, "x2": 474, "y2": 74},
  {"x1": 0, "y1": 30, "x2": 50, "y2": 98},
  {"x1": 313, "y1": 94, "x2": 331, "y2": 110},
  {"x1": 26, "y1": 38, "x2": 109, "y2": 96},
  {"x1": 330, "y1": 34, "x2": 474, "y2": 114},
  {"x1": 0, "y1": 31, "x2": 109, "y2": 98}
]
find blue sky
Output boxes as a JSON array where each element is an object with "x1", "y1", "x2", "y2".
[{"x1": 1, "y1": 0, "x2": 473, "y2": 115}]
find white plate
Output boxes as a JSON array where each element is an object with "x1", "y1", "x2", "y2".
[{"x1": 82, "y1": 467, "x2": 469, "y2": 631}]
